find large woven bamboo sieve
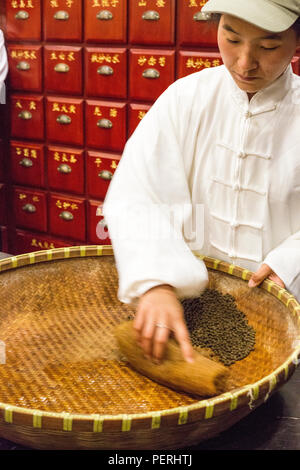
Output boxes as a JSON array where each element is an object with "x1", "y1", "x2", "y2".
[{"x1": 0, "y1": 245, "x2": 299, "y2": 450}]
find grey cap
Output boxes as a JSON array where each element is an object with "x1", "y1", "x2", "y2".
[{"x1": 202, "y1": 0, "x2": 300, "y2": 32}]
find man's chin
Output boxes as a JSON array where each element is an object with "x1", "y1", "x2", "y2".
[{"x1": 232, "y1": 75, "x2": 262, "y2": 94}]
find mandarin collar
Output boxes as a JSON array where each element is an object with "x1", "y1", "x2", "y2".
[{"x1": 224, "y1": 64, "x2": 293, "y2": 115}]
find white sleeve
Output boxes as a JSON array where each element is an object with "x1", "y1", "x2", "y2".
[
  {"x1": 264, "y1": 231, "x2": 300, "y2": 301},
  {"x1": 0, "y1": 30, "x2": 8, "y2": 104},
  {"x1": 103, "y1": 84, "x2": 208, "y2": 304}
]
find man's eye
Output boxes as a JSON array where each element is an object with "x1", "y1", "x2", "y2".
[
  {"x1": 227, "y1": 39, "x2": 240, "y2": 44},
  {"x1": 261, "y1": 46, "x2": 279, "y2": 50}
]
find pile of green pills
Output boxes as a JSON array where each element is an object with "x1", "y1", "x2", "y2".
[{"x1": 182, "y1": 289, "x2": 256, "y2": 366}]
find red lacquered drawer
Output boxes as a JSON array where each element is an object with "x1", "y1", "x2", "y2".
[
  {"x1": 178, "y1": 0, "x2": 218, "y2": 47},
  {"x1": 85, "y1": 47, "x2": 127, "y2": 99},
  {"x1": 49, "y1": 193, "x2": 86, "y2": 242},
  {"x1": 84, "y1": 0, "x2": 127, "y2": 44},
  {"x1": 46, "y1": 97, "x2": 84, "y2": 146},
  {"x1": 86, "y1": 150, "x2": 120, "y2": 200},
  {"x1": 43, "y1": 0, "x2": 82, "y2": 42},
  {"x1": 10, "y1": 95, "x2": 44, "y2": 141},
  {"x1": 10, "y1": 140, "x2": 45, "y2": 188},
  {"x1": 128, "y1": 103, "x2": 151, "y2": 136},
  {"x1": 44, "y1": 45, "x2": 83, "y2": 95},
  {"x1": 129, "y1": 49, "x2": 175, "y2": 102},
  {"x1": 13, "y1": 186, "x2": 47, "y2": 233},
  {"x1": 7, "y1": 44, "x2": 43, "y2": 92},
  {"x1": 0, "y1": 140, "x2": 4, "y2": 181},
  {"x1": 47, "y1": 145, "x2": 85, "y2": 195},
  {"x1": 5, "y1": 0, "x2": 41, "y2": 41},
  {"x1": 0, "y1": 226, "x2": 8, "y2": 254},
  {"x1": 177, "y1": 51, "x2": 223, "y2": 78},
  {"x1": 86, "y1": 100, "x2": 127, "y2": 152},
  {"x1": 0, "y1": 184, "x2": 6, "y2": 225},
  {"x1": 14, "y1": 229, "x2": 76, "y2": 255},
  {"x1": 129, "y1": 0, "x2": 175, "y2": 45},
  {"x1": 87, "y1": 200, "x2": 111, "y2": 245}
]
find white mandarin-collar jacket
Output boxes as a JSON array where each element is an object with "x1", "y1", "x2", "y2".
[
  {"x1": 103, "y1": 64, "x2": 300, "y2": 303},
  {"x1": 0, "y1": 30, "x2": 8, "y2": 104}
]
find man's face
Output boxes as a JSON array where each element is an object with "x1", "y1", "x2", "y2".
[{"x1": 218, "y1": 14, "x2": 300, "y2": 96}]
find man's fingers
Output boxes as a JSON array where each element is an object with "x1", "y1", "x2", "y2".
[
  {"x1": 173, "y1": 323, "x2": 194, "y2": 363},
  {"x1": 248, "y1": 263, "x2": 272, "y2": 288},
  {"x1": 152, "y1": 326, "x2": 171, "y2": 363},
  {"x1": 248, "y1": 264, "x2": 285, "y2": 289},
  {"x1": 139, "y1": 321, "x2": 156, "y2": 360},
  {"x1": 268, "y1": 272, "x2": 285, "y2": 288}
]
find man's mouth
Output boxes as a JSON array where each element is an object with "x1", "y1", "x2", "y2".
[{"x1": 234, "y1": 72, "x2": 259, "y2": 82}]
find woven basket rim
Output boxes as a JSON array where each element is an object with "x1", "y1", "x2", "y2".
[{"x1": 0, "y1": 245, "x2": 299, "y2": 432}]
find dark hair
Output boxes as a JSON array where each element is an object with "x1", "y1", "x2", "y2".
[{"x1": 292, "y1": 16, "x2": 300, "y2": 37}]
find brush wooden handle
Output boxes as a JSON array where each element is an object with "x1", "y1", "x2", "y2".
[{"x1": 115, "y1": 320, "x2": 229, "y2": 397}]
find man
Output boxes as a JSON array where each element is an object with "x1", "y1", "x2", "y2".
[
  {"x1": 103, "y1": 0, "x2": 300, "y2": 364},
  {"x1": 0, "y1": 28, "x2": 8, "y2": 104}
]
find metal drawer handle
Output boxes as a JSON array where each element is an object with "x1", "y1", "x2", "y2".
[
  {"x1": 22, "y1": 203, "x2": 36, "y2": 213},
  {"x1": 97, "y1": 118, "x2": 113, "y2": 129},
  {"x1": 54, "y1": 10, "x2": 69, "y2": 20},
  {"x1": 57, "y1": 163, "x2": 72, "y2": 175},
  {"x1": 142, "y1": 68, "x2": 160, "y2": 79},
  {"x1": 96, "y1": 10, "x2": 113, "y2": 20},
  {"x1": 97, "y1": 65, "x2": 114, "y2": 76},
  {"x1": 57, "y1": 163, "x2": 72, "y2": 174},
  {"x1": 19, "y1": 157, "x2": 33, "y2": 168},
  {"x1": 142, "y1": 10, "x2": 160, "y2": 21},
  {"x1": 18, "y1": 110, "x2": 32, "y2": 120},
  {"x1": 98, "y1": 170, "x2": 113, "y2": 180},
  {"x1": 56, "y1": 114, "x2": 71, "y2": 125},
  {"x1": 59, "y1": 211, "x2": 74, "y2": 221},
  {"x1": 16, "y1": 61, "x2": 30, "y2": 71},
  {"x1": 15, "y1": 10, "x2": 29, "y2": 20},
  {"x1": 193, "y1": 11, "x2": 211, "y2": 21},
  {"x1": 54, "y1": 63, "x2": 70, "y2": 73},
  {"x1": 98, "y1": 218, "x2": 108, "y2": 230}
]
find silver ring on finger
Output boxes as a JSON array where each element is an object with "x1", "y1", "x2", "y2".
[{"x1": 155, "y1": 323, "x2": 169, "y2": 329}]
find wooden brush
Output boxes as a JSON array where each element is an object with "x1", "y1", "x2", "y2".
[{"x1": 115, "y1": 320, "x2": 229, "y2": 397}]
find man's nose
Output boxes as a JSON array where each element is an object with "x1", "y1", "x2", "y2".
[{"x1": 238, "y1": 47, "x2": 258, "y2": 71}]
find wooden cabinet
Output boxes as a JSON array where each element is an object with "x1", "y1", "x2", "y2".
[
  {"x1": 7, "y1": 44, "x2": 43, "y2": 92},
  {"x1": 129, "y1": 0, "x2": 175, "y2": 45},
  {"x1": 0, "y1": 139, "x2": 4, "y2": 182},
  {"x1": 10, "y1": 141, "x2": 45, "y2": 188},
  {"x1": 0, "y1": 184, "x2": 6, "y2": 225},
  {"x1": 47, "y1": 146, "x2": 85, "y2": 195},
  {"x1": 85, "y1": 100, "x2": 127, "y2": 151},
  {"x1": 128, "y1": 103, "x2": 151, "y2": 136},
  {"x1": 84, "y1": 0, "x2": 127, "y2": 44},
  {"x1": 129, "y1": 49, "x2": 175, "y2": 102},
  {"x1": 46, "y1": 97, "x2": 84, "y2": 146},
  {"x1": 10, "y1": 95, "x2": 44, "y2": 141},
  {"x1": 43, "y1": 0, "x2": 82, "y2": 42},
  {"x1": 87, "y1": 199, "x2": 111, "y2": 245},
  {"x1": 5, "y1": 0, "x2": 42, "y2": 41},
  {"x1": 178, "y1": 51, "x2": 223, "y2": 78},
  {"x1": 85, "y1": 47, "x2": 127, "y2": 99},
  {"x1": 44, "y1": 45, "x2": 83, "y2": 95},
  {"x1": 178, "y1": 0, "x2": 218, "y2": 47},
  {"x1": 13, "y1": 186, "x2": 47, "y2": 233},
  {"x1": 14, "y1": 229, "x2": 76, "y2": 255},
  {"x1": 2, "y1": 0, "x2": 226, "y2": 254},
  {"x1": 86, "y1": 150, "x2": 120, "y2": 199},
  {"x1": 49, "y1": 193, "x2": 86, "y2": 242}
]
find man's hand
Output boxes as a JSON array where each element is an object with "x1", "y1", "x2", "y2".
[
  {"x1": 134, "y1": 285, "x2": 194, "y2": 364},
  {"x1": 248, "y1": 263, "x2": 285, "y2": 288}
]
